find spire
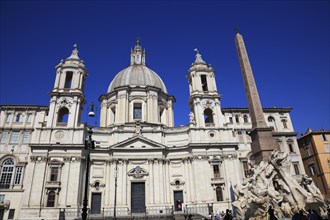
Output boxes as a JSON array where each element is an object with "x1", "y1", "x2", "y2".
[
  {"x1": 68, "y1": 44, "x2": 80, "y2": 59},
  {"x1": 194, "y1": 48, "x2": 206, "y2": 64},
  {"x1": 235, "y1": 32, "x2": 278, "y2": 163}
]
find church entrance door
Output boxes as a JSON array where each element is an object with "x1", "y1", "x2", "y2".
[
  {"x1": 131, "y1": 182, "x2": 146, "y2": 213},
  {"x1": 174, "y1": 191, "x2": 183, "y2": 211},
  {"x1": 91, "y1": 192, "x2": 102, "y2": 214}
]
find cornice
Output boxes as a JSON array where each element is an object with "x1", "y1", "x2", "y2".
[{"x1": 221, "y1": 107, "x2": 293, "y2": 113}]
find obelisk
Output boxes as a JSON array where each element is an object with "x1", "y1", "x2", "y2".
[{"x1": 235, "y1": 31, "x2": 278, "y2": 164}]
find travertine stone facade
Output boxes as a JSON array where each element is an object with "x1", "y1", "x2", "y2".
[{"x1": 0, "y1": 40, "x2": 304, "y2": 220}]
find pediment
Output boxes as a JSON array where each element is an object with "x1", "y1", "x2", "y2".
[{"x1": 111, "y1": 136, "x2": 167, "y2": 151}]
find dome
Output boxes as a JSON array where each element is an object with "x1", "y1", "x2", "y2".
[{"x1": 108, "y1": 65, "x2": 167, "y2": 93}]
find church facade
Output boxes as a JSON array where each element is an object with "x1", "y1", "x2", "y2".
[{"x1": 0, "y1": 39, "x2": 305, "y2": 220}]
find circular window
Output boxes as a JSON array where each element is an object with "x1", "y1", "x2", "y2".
[{"x1": 95, "y1": 181, "x2": 100, "y2": 190}]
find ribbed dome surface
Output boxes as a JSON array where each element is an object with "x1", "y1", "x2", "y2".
[{"x1": 108, "y1": 65, "x2": 167, "y2": 93}]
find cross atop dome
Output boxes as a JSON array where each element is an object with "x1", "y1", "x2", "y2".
[{"x1": 130, "y1": 38, "x2": 146, "y2": 65}]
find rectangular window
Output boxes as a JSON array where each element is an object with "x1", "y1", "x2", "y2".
[
  {"x1": 14, "y1": 167, "x2": 23, "y2": 184},
  {"x1": 133, "y1": 103, "x2": 142, "y2": 120},
  {"x1": 293, "y1": 164, "x2": 300, "y2": 175},
  {"x1": 22, "y1": 132, "x2": 30, "y2": 143},
  {"x1": 305, "y1": 147, "x2": 311, "y2": 157},
  {"x1": 8, "y1": 209, "x2": 15, "y2": 219},
  {"x1": 27, "y1": 113, "x2": 33, "y2": 123},
  {"x1": 64, "y1": 71, "x2": 73, "y2": 88},
  {"x1": 235, "y1": 116, "x2": 239, "y2": 123},
  {"x1": 1, "y1": 132, "x2": 8, "y2": 143},
  {"x1": 201, "y1": 75, "x2": 208, "y2": 91},
  {"x1": 324, "y1": 144, "x2": 330, "y2": 153},
  {"x1": 0, "y1": 194, "x2": 5, "y2": 203},
  {"x1": 321, "y1": 134, "x2": 327, "y2": 141},
  {"x1": 282, "y1": 120, "x2": 288, "y2": 128},
  {"x1": 47, "y1": 191, "x2": 56, "y2": 207},
  {"x1": 216, "y1": 187, "x2": 223, "y2": 201},
  {"x1": 229, "y1": 117, "x2": 233, "y2": 124},
  {"x1": 213, "y1": 165, "x2": 220, "y2": 178},
  {"x1": 50, "y1": 166, "x2": 59, "y2": 182},
  {"x1": 6, "y1": 114, "x2": 12, "y2": 123},
  {"x1": 242, "y1": 161, "x2": 249, "y2": 177},
  {"x1": 288, "y1": 143, "x2": 294, "y2": 153},
  {"x1": 10, "y1": 132, "x2": 19, "y2": 143},
  {"x1": 308, "y1": 163, "x2": 317, "y2": 176}
]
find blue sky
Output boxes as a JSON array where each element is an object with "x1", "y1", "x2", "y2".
[{"x1": 0, "y1": 0, "x2": 329, "y2": 134}]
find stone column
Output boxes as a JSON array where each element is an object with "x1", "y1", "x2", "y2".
[
  {"x1": 100, "y1": 101, "x2": 107, "y2": 127},
  {"x1": 105, "y1": 161, "x2": 110, "y2": 206},
  {"x1": 165, "y1": 160, "x2": 171, "y2": 204},
  {"x1": 122, "y1": 160, "x2": 128, "y2": 205},
  {"x1": 183, "y1": 158, "x2": 191, "y2": 203},
  {"x1": 148, "y1": 159, "x2": 154, "y2": 204},
  {"x1": 154, "y1": 160, "x2": 160, "y2": 203},
  {"x1": 159, "y1": 159, "x2": 164, "y2": 204},
  {"x1": 188, "y1": 158, "x2": 196, "y2": 202}
]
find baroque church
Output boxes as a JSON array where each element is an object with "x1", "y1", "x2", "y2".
[{"x1": 0, "y1": 35, "x2": 305, "y2": 220}]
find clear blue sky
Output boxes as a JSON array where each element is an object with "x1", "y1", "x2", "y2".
[{"x1": 0, "y1": 0, "x2": 329, "y2": 134}]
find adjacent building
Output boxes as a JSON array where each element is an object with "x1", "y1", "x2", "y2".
[
  {"x1": 297, "y1": 129, "x2": 330, "y2": 200},
  {"x1": 0, "y1": 38, "x2": 305, "y2": 220}
]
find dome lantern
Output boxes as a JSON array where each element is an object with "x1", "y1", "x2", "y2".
[{"x1": 130, "y1": 39, "x2": 146, "y2": 65}]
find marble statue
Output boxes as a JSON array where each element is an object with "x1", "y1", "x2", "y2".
[
  {"x1": 189, "y1": 112, "x2": 195, "y2": 124},
  {"x1": 232, "y1": 150, "x2": 326, "y2": 220}
]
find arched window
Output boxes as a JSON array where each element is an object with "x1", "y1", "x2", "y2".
[
  {"x1": 133, "y1": 103, "x2": 142, "y2": 120},
  {"x1": 159, "y1": 105, "x2": 165, "y2": 123},
  {"x1": 110, "y1": 106, "x2": 116, "y2": 124},
  {"x1": 47, "y1": 190, "x2": 56, "y2": 207},
  {"x1": 15, "y1": 113, "x2": 23, "y2": 122},
  {"x1": 6, "y1": 113, "x2": 12, "y2": 123},
  {"x1": 204, "y1": 108, "x2": 213, "y2": 125},
  {"x1": 0, "y1": 159, "x2": 15, "y2": 188},
  {"x1": 267, "y1": 116, "x2": 277, "y2": 131},
  {"x1": 57, "y1": 107, "x2": 69, "y2": 124},
  {"x1": 243, "y1": 115, "x2": 248, "y2": 123},
  {"x1": 308, "y1": 163, "x2": 317, "y2": 176},
  {"x1": 216, "y1": 186, "x2": 223, "y2": 201}
]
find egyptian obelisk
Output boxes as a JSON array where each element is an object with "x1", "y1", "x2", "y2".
[{"x1": 235, "y1": 31, "x2": 278, "y2": 164}]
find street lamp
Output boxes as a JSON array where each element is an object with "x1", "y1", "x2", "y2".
[{"x1": 82, "y1": 104, "x2": 95, "y2": 220}]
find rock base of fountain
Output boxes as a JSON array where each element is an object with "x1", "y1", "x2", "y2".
[{"x1": 232, "y1": 150, "x2": 326, "y2": 219}]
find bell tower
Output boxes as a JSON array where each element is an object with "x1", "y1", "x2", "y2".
[
  {"x1": 47, "y1": 44, "x2": 87, "y2": 128},
  {"x1": 187, "y1": 49, "x2": 224, "y2": 128}
]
